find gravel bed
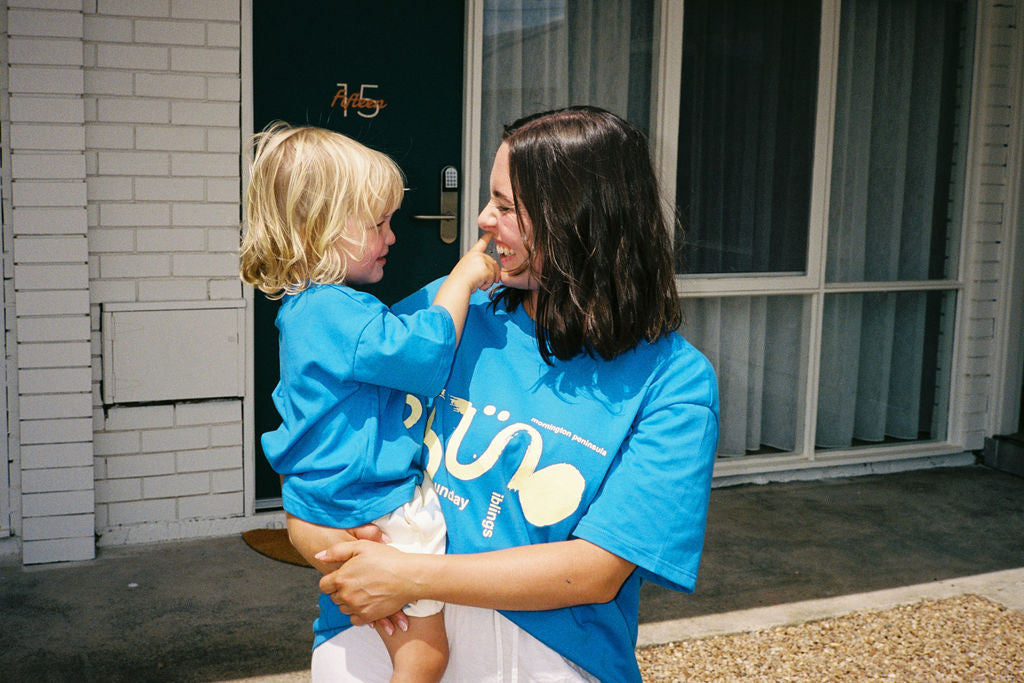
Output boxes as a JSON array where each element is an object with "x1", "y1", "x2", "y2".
[{"x1": 636, "y1": 594, "x2": 1024, "y2": 681}]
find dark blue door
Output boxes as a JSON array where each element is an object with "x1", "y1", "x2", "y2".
[{"x1": 252, "y1": 1, "x2": 466, "y2": 504}]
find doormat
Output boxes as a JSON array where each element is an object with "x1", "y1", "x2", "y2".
[{"x1": 241, "y1": 528, "x2": 311, "y2": 567}]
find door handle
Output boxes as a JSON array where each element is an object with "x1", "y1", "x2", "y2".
[{"x1": 412, "y1": 166, "x2": 458, "y2": 244}]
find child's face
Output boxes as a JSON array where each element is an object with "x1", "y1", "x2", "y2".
[
  {"x1": 346, "y1": 213, "x2": 396, "y2": 284},
  {"x1": 478, "y1": 143, "x2": 540, "y2": 292}
]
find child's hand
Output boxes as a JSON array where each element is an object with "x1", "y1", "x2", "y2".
[
  {"x1": 432, "y1": 235, "x2": 499, "y2": 342},
  {"x1": 449, "y1": 234, "x2": 500, "y2": 292}
]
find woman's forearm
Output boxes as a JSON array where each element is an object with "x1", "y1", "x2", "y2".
[
  {"x1": 318, "y1": 537, "x2": 635, "y2": 619},
  {"x1": 412, "y1": 539, "x2": 635, "y2": 610}
]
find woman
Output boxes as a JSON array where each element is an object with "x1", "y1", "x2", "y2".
[{"x1": 288, "y1": 106, "x2": 719, "y2": 682}]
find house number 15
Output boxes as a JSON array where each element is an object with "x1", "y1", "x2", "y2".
[{"x1": 331, "y1": 83, "x2": 388, "y2": 118}]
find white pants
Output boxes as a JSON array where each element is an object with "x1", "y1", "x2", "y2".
[
  {"x1": 371, "y1": 478, "x2": 446, "y2": 617},
  {"x1": 311, "y1": 604, "x2": 598, "y2": 682}
]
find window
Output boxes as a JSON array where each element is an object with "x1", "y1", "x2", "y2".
[
  {"x1": 682, "y1": 295, "x2": 807, "y2": 456},
  {"x1": 676, "y1": 0, "x2": 819, "y2": 275},
  {"x1": 674, "y1": 0, "x2": 972, "y2": 466}
]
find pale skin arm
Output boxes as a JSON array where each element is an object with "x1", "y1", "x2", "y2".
[
  {"x1": 285, "y1": 512, "x2": 368, "y2": 575},
  {"x1": 431, "y1": 234, "x2": 499, "y2": 343},
  {"x1": 314, "y1": 537, "x2": 636, "y2": 625}
]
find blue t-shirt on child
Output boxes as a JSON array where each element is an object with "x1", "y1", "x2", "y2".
[
  {"x1": 261, "y1": 283, "x2": 456, "y2": 529},
  {"x1": 313, "y1": 279, "x2": 719, "y2": 683}
]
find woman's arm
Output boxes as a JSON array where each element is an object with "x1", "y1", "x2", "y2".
[{"x1": 315, "y1": 538, "x2": 636, "y2": 625}]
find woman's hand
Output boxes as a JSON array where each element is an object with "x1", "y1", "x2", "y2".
[
  {"x1": 338, "y1": 527, "x2": 413, "y2": 635},
  {"x1": 316, "y1": 540, "x2": 425, "y2": 626},
  {"x1": 285, "y1": 515, "x2": 410, "y2": 634}
]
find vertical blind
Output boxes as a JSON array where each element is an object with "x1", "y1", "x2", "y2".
[
  {"x1": 817, "y1": 0, "x2": 963, "y2": 448},
  {"x1": 479, "y1": 0, "x2": 965, "y2": 457}
]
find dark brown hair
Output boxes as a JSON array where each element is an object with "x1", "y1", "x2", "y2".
[{"x1": 492, "y1": 106, "x2": 681, "y2": 362}]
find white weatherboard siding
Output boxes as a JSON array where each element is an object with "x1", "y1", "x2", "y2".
[
  {"x1": 957, "y1": 0, "x2": 1023, "y2": 450},
  {"x1": 972, "y1": 0, "x2": 1024, "y2": 440}
]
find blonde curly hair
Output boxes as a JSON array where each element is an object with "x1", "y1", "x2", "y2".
[{"x1": 240, "y1": 122, "x2": 404, "y2": 297}]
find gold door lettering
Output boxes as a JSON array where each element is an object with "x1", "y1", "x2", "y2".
[{"x1": 331, "y1": 83, "x2": 387, "y2": 118}]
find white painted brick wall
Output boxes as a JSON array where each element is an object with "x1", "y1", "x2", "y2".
[
  {"x1": 20, "y1": 392, "x2": 92, "y2": 417},
  {"x1": 84, "y1": 0, "x2": 242, "y2": 309},
  {"x1": 13, "y1": 263, "x2": 91, "y2": 291},
  {"x1": 83, "y1": 0, "x2": 243, "y2": 549},
  {"x1": 21, "y1": 489, "x2": 93, "y2": 517},
  {"x1": 17, "y1": 316, "x2": 91, "y2": 343},
  {"x1": 13, "y1": 207, "x2": 88, "y2": 235},
  {"x1": 11, "y1": 95, "x2": 85, "y2": 123},
  {"x1": 21, "y1": 536, "x2": 95, "y2": 564},
  {"x1": 14, "y1": 235, "x2": 89, "y2": 263},
  {"x1": 8, "y1": 0, "x2": 95, "y2": 565},
  {"x1": 95, "y1": 400, "x2": 244, "y2": 533},
  {"x1": 137, "y1": 229, "x2": 206, "y2": 251},
  {"x1": 22, "y1": 442, "x2": 93, "y2": 470}
]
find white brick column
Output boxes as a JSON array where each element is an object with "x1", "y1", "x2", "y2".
[
  {"x1": 8, "y1": 1, "x2": 95, "y2": 564},
  {"x1": 958, "y1": 0, "x2": 1024, "y2": 448}
]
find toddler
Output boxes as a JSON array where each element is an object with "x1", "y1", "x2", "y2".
[{"x1": 240, "y1": 122, "x2": 498, "y2": 682}]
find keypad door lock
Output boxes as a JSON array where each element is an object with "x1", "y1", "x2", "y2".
[{"x1": 412, "y1": 165, "x2": 459, "y2": 244}]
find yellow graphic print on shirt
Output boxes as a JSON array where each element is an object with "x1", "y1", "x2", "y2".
[{"x1": 406, "y1": 393, "x2": 586, "y2": 527}]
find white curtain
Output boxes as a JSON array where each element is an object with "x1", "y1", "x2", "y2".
[
  {"x1": 817, "y1": 0, "x2": 959, "y2": 447},
  {"x1": 480, "y1": 0, "x2": 651, "y2": 205},
  {"x1": 682, "y1": 297, "x2": 803, "y2": 456}
]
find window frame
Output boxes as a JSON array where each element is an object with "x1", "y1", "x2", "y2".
[{"x1": 649, "y1": 0, "x2": 976, "y2": 477}]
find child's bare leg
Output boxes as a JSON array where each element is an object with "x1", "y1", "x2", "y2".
[{"x1": 376, "y1": 612, "x2": 448, "y2": 683}]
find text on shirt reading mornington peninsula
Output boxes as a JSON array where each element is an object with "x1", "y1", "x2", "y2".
[{"x1": 530, "y1": 417, "x2": 608, "y2": 457}]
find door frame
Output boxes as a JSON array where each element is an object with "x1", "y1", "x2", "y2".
[{"x1": 241, "y1": 0, "x2": 255, "y2": 515}]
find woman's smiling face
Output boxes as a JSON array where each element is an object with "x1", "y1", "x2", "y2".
[{"x1": 477, "y1": 142, "x2": 540, "y2": 294}]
